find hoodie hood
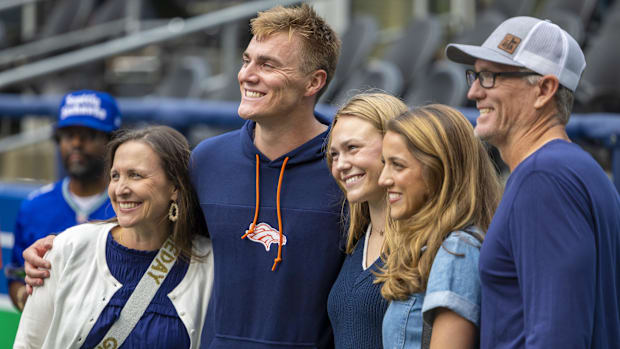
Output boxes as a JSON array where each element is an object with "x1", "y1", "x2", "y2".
[{"x1": 241, "y1": 112, "x2": 332, "y2": 167}]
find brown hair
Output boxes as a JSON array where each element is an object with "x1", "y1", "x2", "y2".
[
  {"x1": 326, "y1": 92, "x2": 408, "y2": 254},
  {"x1": 105, "y1": 125, "x2": 208, "y2": 261},
  {"x1": 376, "y1": 104, "x2": 502, "y2": 300},
  {"x1": 250, "y1": 3, "x2": 340, "y2": 100}
]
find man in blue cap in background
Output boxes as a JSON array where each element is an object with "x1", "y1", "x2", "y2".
[{"x1": 7, "y1": 90, "x2": 121, "y2": 311}]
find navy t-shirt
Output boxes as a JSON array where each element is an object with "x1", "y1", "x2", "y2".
[{"x1": 479, "y1": 140, "x2": 620, "y2": 349}]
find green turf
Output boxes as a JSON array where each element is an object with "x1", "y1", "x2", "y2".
[{"x1": 0, "y1": 310, "x2": 20, "y2": 348}]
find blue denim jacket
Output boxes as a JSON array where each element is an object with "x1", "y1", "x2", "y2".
[{"x1": 382, "y1": 230, "x2": 482, "y2": 349}]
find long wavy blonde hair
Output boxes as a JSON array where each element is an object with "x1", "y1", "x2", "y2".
[
  {"x1": 375, "y1": 104, "x2": 502, "y2": 301},
  {"x1": 326, "y1": 92, "x2": 408, "y2": 254}
]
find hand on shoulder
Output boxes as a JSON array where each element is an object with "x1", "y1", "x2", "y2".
[{"x1": 23, "y1": 235, "x2": 55, "y2": 294}]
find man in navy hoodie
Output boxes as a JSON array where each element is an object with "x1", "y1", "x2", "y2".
[
  {"x1": 23, "y1": 4, "x2": 345, "y2": 349},
  {"x1": 190, "y1": 4, "x2": 344, "y2": 348}
]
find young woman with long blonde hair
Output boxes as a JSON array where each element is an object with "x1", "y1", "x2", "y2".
[
  {"x1": 325, "y1": 92, "x2": 408, "y2": 348},
  {"x1": 378, "y1": 104, "x2": 502, "y2": 348}
]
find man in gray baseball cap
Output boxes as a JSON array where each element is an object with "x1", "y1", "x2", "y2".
[{"x1": 446, "y1": 16, "x2": 620, "y2": 349}]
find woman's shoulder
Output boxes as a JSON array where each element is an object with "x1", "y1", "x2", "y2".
[
  {"x1": 429, "y1": 227, "x2": 483, "y2": 275},
  {"x1": 54, "y1": 222, "x2": 115, "y2": 250},
  {"x1": 190, "y1": 235, "x2": 213, "y2": 265},
  {"x1": 192, "y1": 235, "x2": 212, "y2": 253},
  {"x1": 443, "y1": 227, "x2": 484, "y2": 250},
  {"x1": 424, "y1": 228, "x2": 484, "y2": 327},
  {"x1": 44, "y1": 223, "x2": 114, "y2": 270}
]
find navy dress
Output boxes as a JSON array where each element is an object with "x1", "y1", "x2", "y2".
[
  {"x1": 81, "y1": 233, "x2": 190, "y2": 348},
  {"x1": 327, "y1": 231, "x2": 389, "y2": 348}
]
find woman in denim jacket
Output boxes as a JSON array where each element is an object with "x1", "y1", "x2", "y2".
[{"x1": 377, "y1": 104, "x2": 502, "y2": 349}]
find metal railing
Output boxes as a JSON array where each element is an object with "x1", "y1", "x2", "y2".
[
  {"x1": 0, "y1": 19, "x2": 129, "y2": 67},
  {"x1": 0, "y1": 0, "x2": 304, "y2": 88},
  {"x1": 0, "y1": 0, "x2": 42, "y2": 12}
]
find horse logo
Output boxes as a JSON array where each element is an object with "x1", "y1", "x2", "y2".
[{"x1": 244, "y1": 222, "x2": 287, "y2": 251}]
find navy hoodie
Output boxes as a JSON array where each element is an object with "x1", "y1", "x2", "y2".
[{"x1": 191, "y1": 114, "x2": 345, "y2": 348}]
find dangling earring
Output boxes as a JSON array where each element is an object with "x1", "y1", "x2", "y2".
[{"x1": 168, "y1": 202, "x2": 179, "y2": 222}]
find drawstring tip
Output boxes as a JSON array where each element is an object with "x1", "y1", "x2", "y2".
[
  {"x1": 241, "y1": 224, "x2": 255, "y2": 239},
  {"x1": 271, "y1": 258, "x2": 282, "y2": 271}
]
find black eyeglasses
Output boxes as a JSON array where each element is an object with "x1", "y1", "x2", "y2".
[{"x1": 465, "y1": 70, "x2": 540, "y2": 89}]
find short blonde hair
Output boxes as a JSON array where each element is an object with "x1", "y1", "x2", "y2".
[
  {"x1": 251, "y1": 4, "x2": 340, "y2": 100},
  {"x1": 326, "y1": 92, "x2": 408, "y2": 254},
  {"x1": 375, "y1": 104, "x2": 502, "y2": 301}
]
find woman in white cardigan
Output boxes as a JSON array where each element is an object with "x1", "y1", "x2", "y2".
[{"x1": 14, "y1": 126, "x2": 213, "y2": 348}]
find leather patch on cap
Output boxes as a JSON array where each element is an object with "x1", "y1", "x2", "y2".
[{"x1": 498, "y1": 34, "x2": 521, "y2": 54}]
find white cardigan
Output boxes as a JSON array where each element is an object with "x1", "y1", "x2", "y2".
[{"x1": 14, "y1": 222, "x2": 213, "y2": 349}]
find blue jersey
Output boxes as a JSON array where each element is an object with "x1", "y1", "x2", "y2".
[
  {"x1": 479, "y1": 140, "x2": 620, "y2": 349},
  {"x1": 9, "y1": 178, "x2": 114, "y2": 276}
]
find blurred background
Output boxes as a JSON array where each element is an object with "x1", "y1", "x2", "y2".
[{"x1": 0, "y1": 0, "x2": 619, "y2": 345}]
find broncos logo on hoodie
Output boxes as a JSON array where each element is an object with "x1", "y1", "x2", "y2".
[{"x1": 243, "y1": 222, "x2": 287, "y2": 252}]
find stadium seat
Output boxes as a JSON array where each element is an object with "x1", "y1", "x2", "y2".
[
  {"x1": 382, "y1": 15, "x2": 443, "y2": 96},
  {"x1": 39, "y1": 0, "x2": 98, "y2": 38},
  {"x1": 320, "y1": 15, "x2": 379, "y2": 104},
  {"x1": 88, "y1": 0, "x2": 126, "y2": 25},
  {"x1": 329, "y1": 60, "x2": 404, "y2": 107},
  {"x1": 404, "y1": 60, "x2": 468, "y2": 107},
  {"x1": 487, "y1": 0, "x2": 537, "y2": 17},
  {"x1": 596, "y1": 1, "x2": 620, "y2": 36},
  {"x1": 452, "y1": 9, "x2": 506, "y2": 45},
  {"x1": 156, "y1": 56, "x2": 211, "y2": 98},
  {"x1": 576, "y1": 29, "x2": 620, "y2": 112},
  {"x1": 540, "y1": 0, "x2": 598, "y2": 29},
  {"x1": 203, "y1": 65, "x2": 242, "y2": 102}
]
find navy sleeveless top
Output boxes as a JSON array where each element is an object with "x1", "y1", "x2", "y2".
[{"x1": 81, "y1": 232, "x2": 190, "y2": 348}]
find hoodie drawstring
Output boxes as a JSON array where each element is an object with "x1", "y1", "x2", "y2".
[
  {"x1": 241, "y1": 154, "x2": 261, "y2": 239},
  {"x1": 272, "y1": 157, "x2": 289, "y2": 271},
  {"x1": 240, "y1": 154, "x2": 289, "y2": 272}
]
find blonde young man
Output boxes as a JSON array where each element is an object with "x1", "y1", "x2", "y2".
[
  {"x1": 24, "y1": 5, "x2": 343, "y2": 349},
  {"x1": 446, "y1": 17, "x2": 620, "y2": 349},
  {"x1": 190, "y1": 5, "x2": 344, "y2": 348}
]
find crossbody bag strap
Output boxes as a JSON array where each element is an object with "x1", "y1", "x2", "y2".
[{"x1": 96, "y1": 235, "x2": 180, "y2": 349}]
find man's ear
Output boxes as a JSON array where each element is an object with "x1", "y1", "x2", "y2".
[
  {"x1": 304, "y1": 69, "x2": 327, "y2": 97},
  {"x1": 534, "y1": 75, "x2": 559, "y2": 109}
]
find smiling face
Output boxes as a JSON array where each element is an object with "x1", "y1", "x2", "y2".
[
  {"x1": 329, "y1": 116, "x2": 385, "y2": 205},
  {"x1": 466, "y1": 59, "x2": 536, "y2": 147},
  {"x1": 108, "y1": 141, "x2": 177, "y2": 236},
  {"x1": 237, "y1": 32, "x2": 314, "y2": 123},
  {"x1": 379, "y1": 131, "x2": 428, "y2": 220}
]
